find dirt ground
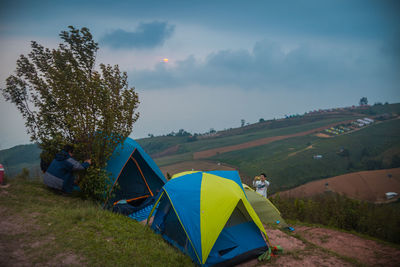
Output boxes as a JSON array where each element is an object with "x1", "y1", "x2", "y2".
[
  {"x1": 294, "y1": 226, "x2": 400, "y2": 266},
  {"x1": 278, "y1": 168, "x2": 400, "y2": 203},
  {"x1": 239, "y1": 225, "x2": 400, "y2": 267},
  {"x1": 315, "y1": 133, "x2": 331, "y2": 138},
  {"x1": 193, "y1": 120, "x2": 354, "y2": 159},
  {"x1": 0, "y1": 206, "x2": 83, "y2": 267}
]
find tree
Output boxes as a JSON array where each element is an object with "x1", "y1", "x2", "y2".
[
  {"x1": 176, "y1": 129, "x2": 191, "y2": 136},
  {"x1": 1, "y1": 26, "x2": 139, "y2": 200},
  {"x1": 359, "y1": 97, "x2": 368, "y2": 106}
]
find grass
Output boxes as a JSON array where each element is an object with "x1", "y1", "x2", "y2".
[{"x1": 0, "y1": 178, "x2": 194, "y2": 267}]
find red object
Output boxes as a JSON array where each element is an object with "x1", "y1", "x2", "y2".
[{"x1": 0, "y1": 164, "x2": 4, "y2": 184}]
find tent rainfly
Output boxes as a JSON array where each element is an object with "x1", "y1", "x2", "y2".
[
  {"x1": 149, "y1": 171, "x2": 270, "y2": 266},
  {"x1": 104, "y1": 137, "x2": 167, "y2": 208},
  {"x1": 242, "y1": 184, "x2": 289, "y2": 229}
]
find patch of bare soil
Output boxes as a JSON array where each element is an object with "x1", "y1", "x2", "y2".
[
  {"x1": 0, "y1": 202, "x2": 84, "y2": 267},
  {"x1": 239, "y1": 227, "x2": 352, "y2": 267},
  {"x1": 295, "y1": 226, "x2": 400, "y2": 267},
  {"x1": 193, "y1": 119, "x2": 355, "y2": 159},
  {"x1": 46, "y1": 252, "x2": 83, "y2": 266},
  {"x1": 315, "y1": 133, "x2": 331, "y2": 138},
  {"x1": 278, "y1": 168, "x2": 400, "y2": 203},
  {"x1": 239, "y1": 224, "x2": 400, "y2": 267},
  {"x1": 0, "y1": 207, "x2": 40, "y2": 266}
]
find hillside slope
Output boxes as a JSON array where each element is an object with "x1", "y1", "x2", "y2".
[
  {"x1": 0, "y1": 178, "x2": 193, "y2": 267},
  {"x1": 1, "y1": 179, "x2": 399, "y2": 266},
  {"x1": 0, "y1": 144, "x2": 41, "y2": 177},
  {"x1": 210, "y1": 118, "x2": 400, "y2": 193}
]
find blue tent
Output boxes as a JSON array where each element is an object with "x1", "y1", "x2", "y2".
[
  {"x1": 149, "y1": 171, "x2": 269, "y2": 266},
  {"x1": 104, "y1": 137, "x2": 167, "y2": 208}
]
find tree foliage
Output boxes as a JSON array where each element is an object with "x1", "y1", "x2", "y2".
[
  {"x1": 1, "y1": 26, "x2": 140, "y2": 200},
  {"x1": 359, "y1": 97, "x2": 368, "y2": 106}
]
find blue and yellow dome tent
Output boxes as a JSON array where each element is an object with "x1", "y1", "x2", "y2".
[
  {"x1": 148, "y1": 171, "x2": 270, "y2": 266},
  {"x1": 104, "y1": 137, "x2": 167, "y2": 209}
]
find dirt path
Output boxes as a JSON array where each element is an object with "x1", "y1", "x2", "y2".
[
  {"x1": 288, "y1": 145, "x2": 313, "y2": 157},
  {"x1": 193, "y1": 120, "x2": 354, "y2": 159},
  {"x1": 295, "y1": 226, "x2": 400, "y2": 266}
]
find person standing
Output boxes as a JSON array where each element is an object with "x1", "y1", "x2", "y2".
[
  {"x1": 43, "y1": 145, "x2": 91, "y2": 193},
  {"x1": 253, "y1": 173, "x2": 270, "y2": 198}
]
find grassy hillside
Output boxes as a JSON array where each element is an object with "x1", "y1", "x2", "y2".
[
  {"x1": 0, "y1": 177, "x2": 193, "y2": 266},
  {"x1": 139, "y1": 103, "x2": 400, "y2": 158},
  {"x1": 140, "y1": 113, "x2": 362, "y2": 157},
  {"x1": 150, "y1": 115, "x2": 362, "y2": 167},
  {"x1": 210, "y1": 118, "x2": 400, "y2": 193}
]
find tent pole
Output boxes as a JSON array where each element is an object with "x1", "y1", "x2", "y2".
[{"x1": 131, "y1": 156, "x2": 154, "y2": 196}]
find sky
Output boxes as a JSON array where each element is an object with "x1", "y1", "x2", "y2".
[{"x1": 0, "y1": 0, "x2": 399, "y2": 149}]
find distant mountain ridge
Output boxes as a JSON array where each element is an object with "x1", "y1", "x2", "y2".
[{"x1": 0, "y1": 144, "x2": 41, "y2": 177}]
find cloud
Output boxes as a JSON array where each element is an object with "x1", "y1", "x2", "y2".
[
  {"x1": 100, "y1": 21, "x2": 174, "y2": 49},
  {"x1": 130, "y1": 39, "x2": 399, "y2": 94}
]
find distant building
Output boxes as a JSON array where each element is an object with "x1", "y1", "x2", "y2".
[{"x1": 386, "y1": 192, "x2": 398, "y2": 200}]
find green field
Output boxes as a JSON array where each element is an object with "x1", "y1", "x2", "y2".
[
  {"x1": 140, "y1": 113, "x2": 362, "y2": 156},
  {"x1": 210, "y1": 119, "x2": 400, "y2": 193}
]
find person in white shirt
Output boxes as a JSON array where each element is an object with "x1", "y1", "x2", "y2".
[{"x1": 253, "y1": 173, "x2": 270, "y2": 198}]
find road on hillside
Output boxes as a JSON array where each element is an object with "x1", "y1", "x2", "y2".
[{"x1": 193, "y1": 120, "x2": 354, "y2": 159}]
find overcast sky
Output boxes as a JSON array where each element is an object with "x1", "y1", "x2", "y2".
[{"x1": 1, "y1": 0, "x2": 399, "y2": 149}]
